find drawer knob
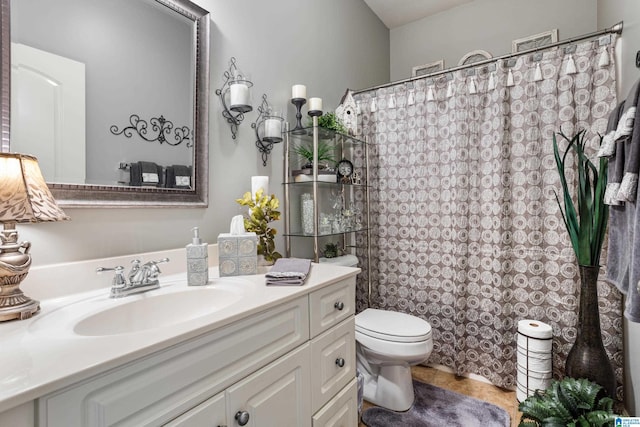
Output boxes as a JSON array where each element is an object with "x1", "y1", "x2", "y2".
[
  {"x1": 235, "y1": 411, "x2": 250, "y2": 426},
  {"x1": 335, "y1": 357, "x2": 345, "y2": 368},
  {"x1": 334, "y1": 301, "x2": 344, "y2": 311}
]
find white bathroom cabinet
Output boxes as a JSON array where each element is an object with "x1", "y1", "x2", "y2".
[{"x1": 30, "y1": 277, "x2": 357, "y2": 427}]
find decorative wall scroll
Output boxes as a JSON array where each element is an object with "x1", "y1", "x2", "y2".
[{"x1": 110, "y1": 114, "x2": 192, "y2": 147}]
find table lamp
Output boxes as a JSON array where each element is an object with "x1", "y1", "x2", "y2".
[{"x1": 0, "y1": 153, "x2": 69, "y2": 322}]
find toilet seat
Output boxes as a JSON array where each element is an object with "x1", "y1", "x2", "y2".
[{"x1": 356, "y1": 308, "x2": 432, "y2": 343}]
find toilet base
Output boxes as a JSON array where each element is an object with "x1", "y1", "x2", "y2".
[{"x1": 360, "y1": 361, "x2": 415, "y2": 412}]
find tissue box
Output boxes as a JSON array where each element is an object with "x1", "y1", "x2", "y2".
[{"x1": 218, "y1": 232, "x2": 258, "y2": 276}]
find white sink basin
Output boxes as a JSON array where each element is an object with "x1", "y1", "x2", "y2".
[
  {"x1": 28, "y1": 280, "x2": 248, "y2": 338},
  {"x1": 73, "y1": 287, "x2": 243, "y2": 336}
]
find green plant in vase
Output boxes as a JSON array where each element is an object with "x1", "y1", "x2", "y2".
[
  {"x1": 553, "y1": 129, "x2": 615, "y2": 397},
  {"x1": 236, "y1": 188, "x2": 282, "y2": 264},
  {"x1": 293, "y1": 140, "x2": 336, "y2": 170},
  {"x1": 518, "y1": 377, "x2": 619, "y2": 427}
]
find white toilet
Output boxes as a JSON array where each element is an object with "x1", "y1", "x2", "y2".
[
  {"x1": 356, "y1": 308, "x2": 433, "y2": 411},
  {"x1": 320, "y1": 255, "x2": 433, "y2": 412}
]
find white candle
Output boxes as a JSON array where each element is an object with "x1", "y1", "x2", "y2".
[
  {"x1": 230, "y1": 82, "x2": 249, "y2": 108},
  {"x1": 264, "y1": 118, "x2": 281, "y2": 139},
  {"x1": 292, "y1": 84, "x2": 307, "y2": 99},
  {"x1": 251, "y1": 176, "x2": 269, "y2": 197},
  {"x1": 308, "y1": 97, "x2": 322, "y2": 111}
]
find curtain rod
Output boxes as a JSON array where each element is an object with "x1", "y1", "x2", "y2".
[{"x1": 353, "y1": 21, "x2": 623, "y2": 95}]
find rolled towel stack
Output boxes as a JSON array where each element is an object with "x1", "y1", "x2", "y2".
[{"x1": 266, "y1": 258, "x2": 312, "y2": 286}]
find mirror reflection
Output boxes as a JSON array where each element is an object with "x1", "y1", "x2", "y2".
[{"x1": 10, "y1": 0, "x2": 195, "y2": 189}]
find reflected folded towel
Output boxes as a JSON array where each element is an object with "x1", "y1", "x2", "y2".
[
  {"x1": 265, "y1": 258, "x2": 312, "y2": 286},
  {"x1": 130, "y1": 161, "x2": 162, "y2": 186},
  {"x1": 165, "y1": 165, "x2": 191, "y2": 188}
]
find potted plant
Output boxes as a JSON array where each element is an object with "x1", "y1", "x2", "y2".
[
  {"x1": 518, "y1": 377, "x2": 619, "y2": 427},
  {"x1": 291, "y1": 140, "x2": 337, "y2": 182},
  {"x1": 553, "y1": 129, "x2": 615, "y2": 397},
  {"x1": 316, "y1": 111, "x2": 348, "y2": 134},
  {"x1": 236, "y1": 188, "x2": 283, "y2": 265},
  {"x1": 322, "y1": 242, "x2": 341, "y2": 258}
]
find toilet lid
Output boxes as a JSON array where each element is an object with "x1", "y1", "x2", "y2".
[{"x1": 356, "y1": 308, "x2": 432, "y2": 343}]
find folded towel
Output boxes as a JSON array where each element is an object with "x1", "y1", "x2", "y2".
[
  {"x1": 166, "y1": 165, "x2": 191, "y2": 188},
  {"x1": 139, "y1": 161, "x2": 161, "y2": 186},
  {"x1": 266, "y1": 258, "x2": 312, "y2": 286},
  {"x1": 129, "y1": 162, "x2": 142, "y2": 186}
]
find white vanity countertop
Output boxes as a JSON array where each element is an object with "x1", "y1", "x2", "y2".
[{"x1": 0, "y1": 261, "x2": 360, "y2": 413}]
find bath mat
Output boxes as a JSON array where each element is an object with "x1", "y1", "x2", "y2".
[{"x1": 361, "y1": 380, "x2": 510, "y2": 427}]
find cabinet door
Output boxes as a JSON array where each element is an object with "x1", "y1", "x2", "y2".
[
  {"x1": 164, "y1": 392, "x2": 225, "y2": 427},
  {"x1": 312, "y1": 379, "x2": 358, "y2": 427},
  {"x1": 226, "y1": 344, "x2": 311, "y2": 427},
  {"x1": 311, "y1": 317, "x2": 356, "y2": 412}
]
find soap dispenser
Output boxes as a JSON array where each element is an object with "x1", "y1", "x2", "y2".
[{"x1": 186, "y1": 227, "x2": 209, "y2": 286}]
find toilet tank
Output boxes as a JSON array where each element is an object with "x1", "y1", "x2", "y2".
[{"x1": 319, "y1": 254, "x2": 359, "y2": 268}]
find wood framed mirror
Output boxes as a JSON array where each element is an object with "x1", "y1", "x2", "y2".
[{"x1": 0, "y1": 0, "x2": 210, "y2": 207}]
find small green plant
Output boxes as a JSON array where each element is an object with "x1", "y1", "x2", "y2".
[
  {"x1": 553, "y1": 129, "x2": 608, "y2": 266},
  {"x1": 307, "y1": 111, "x2": 347, "y2": 134},
  {"x1": 322, "y1": 242, "x2": 339, "y2": 258},
  {"x1": 293, "y1": 140, "x2": 336, "y2": 169},
  {"x1": 236, "y1": 188, "x2": 283, "y2": 263},
  {"x1": 518, "y1": 378, "x2": 618, "y2": 427}
]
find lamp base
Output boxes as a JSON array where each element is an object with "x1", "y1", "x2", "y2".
[
  {"x1": 0, "y1": 222, "x2": 40, "y2": 322},
  {"x1": 0, "y1": 296, "x2": 40, "y2": 322}
]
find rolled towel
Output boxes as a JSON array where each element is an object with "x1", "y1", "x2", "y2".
[{"x1": 266, "y1": 258, "x2": 312, "y2": 286}]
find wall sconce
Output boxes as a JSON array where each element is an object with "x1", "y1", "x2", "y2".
[
  {"x1": 251, "y1": 94, "x2": 284, "y2": 166},
  {"x1": 216, "y1": 57, "x2": 253, "y2": 139},
  {"x1": 0, "y1": 153, "x2": 69, "y2": 321}
]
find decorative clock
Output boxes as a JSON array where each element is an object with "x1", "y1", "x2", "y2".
[{"x1": 336, "y1": 159, "x2": 354, "y2": 183}]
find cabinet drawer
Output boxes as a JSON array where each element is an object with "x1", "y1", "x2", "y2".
[
  {"x1": 312, "y1": 378, "x2": 358, "y2": 427},
  {"x1": 309, "y1": 278, "x2": 355, "y2": 338},
  {"x1": 226, "y1": 343, "x2": 311, "y2": 427},
  {"x1": 37, "y1": 297, "x2": 309, "y2": 427},
  {"x1": 311, "y1": 317, "x2": 356, "y2": 413},
  {"x1": 164, "y1": 391, "x2": 225, "y2": 427}
]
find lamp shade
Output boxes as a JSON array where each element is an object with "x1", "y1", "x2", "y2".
[{"x1": 0, "y1": 153, "x2": 69, "y2": 223}]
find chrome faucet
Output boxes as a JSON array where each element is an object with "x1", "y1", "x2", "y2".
[{"x1": 97, "y1": 258, "x2": 170, "y2": 298}]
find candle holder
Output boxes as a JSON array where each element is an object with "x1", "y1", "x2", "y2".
[
  {"x1": 308, "y1": 109, "x2": 323, "y2": 117},
  {"x1": 291, "y1": 98, "x2": 307, "y2": 135},
  {"x1": 216, "y1": 57, "x2": 253, "y2": 139},
  {"x1": 252, "y1": 94, "x2": 284, "y2": 166}
]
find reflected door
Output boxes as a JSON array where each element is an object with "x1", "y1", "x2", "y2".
[{"x1": 11, "y1": 42, "x2": 85, "y2": 183}]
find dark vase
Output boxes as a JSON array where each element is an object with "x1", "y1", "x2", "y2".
[{"x1": 565, "y1": 265, "x2": 616, "y2": 397}]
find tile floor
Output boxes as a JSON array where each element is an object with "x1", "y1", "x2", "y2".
[{"x1": 359, "y1": 365, "x2": 522, "y2": 427}]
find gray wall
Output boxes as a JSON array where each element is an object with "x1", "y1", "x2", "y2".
[
  {"x1": 17, "y1": 0, "x2": 389, "y2": 264},
  {"x1": 597, "y1": 0, "x2": 640, "y2": 414},
  {"x1": 390, "y1": 0, "x2": 597, "y2": 81}
]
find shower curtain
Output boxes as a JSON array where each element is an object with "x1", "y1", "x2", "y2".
[{"x1": 355, "y1": 36, "x2": 623, "y2": 394}]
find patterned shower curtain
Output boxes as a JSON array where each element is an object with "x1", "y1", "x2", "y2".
[{"x1": 354, "y1": 36, "x2": 623, "y2": 394}]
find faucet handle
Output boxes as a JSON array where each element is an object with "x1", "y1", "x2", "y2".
[
  {"x1": 142, "y1": 258, "x2": 170, "y2": 281},
  {"x1": 96, "y1": 265, "x2": 127, "y2": 287}
]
